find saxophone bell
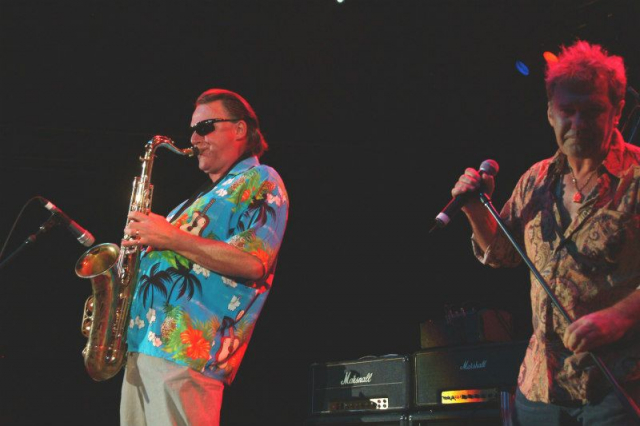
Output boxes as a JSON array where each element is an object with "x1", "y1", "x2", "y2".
[{"x1": 75, "y1": 243, "x2": 124, "y2": 381}]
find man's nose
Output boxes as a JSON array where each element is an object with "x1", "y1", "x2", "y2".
[
  {"x1": 572, "y1": 112, "x2": 588, "y2": 130},
  {"x1": 191, "y1": 133, "x2": 204, "y2": 145}
]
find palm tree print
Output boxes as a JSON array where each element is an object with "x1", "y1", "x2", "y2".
[
  {"x1": 138, "y1": 263, "x2": 171, "y2": 306},
  {"x1": 166, "y1": 259, "x2": 202, "y2": 301},
  {"x1": 238, "y1": 181, "x2": 277, "y2": 233}
]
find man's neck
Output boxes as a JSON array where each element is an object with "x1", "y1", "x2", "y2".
[{"x1": 208, "y1": 156, "x2": 247, "y2": 184}]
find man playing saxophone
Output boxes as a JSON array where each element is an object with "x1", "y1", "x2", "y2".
[{"x1": 119, "y1": 88, "x2": 289, "y2": 426}]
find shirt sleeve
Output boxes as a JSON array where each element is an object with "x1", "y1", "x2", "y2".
[
  {"x1": 471, "y1": 167, "x2": 534, "y2": 268},
  {"x1": 226, "y1": 166, "x2": 289, "y2": 274}
]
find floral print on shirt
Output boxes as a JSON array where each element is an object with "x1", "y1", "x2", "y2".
[
  {"x1": 473, "y1": 130, "x2": 640, "y2": 404},
  {"x1": 126, "y1": 156, "x2": 288, "y2": 385}
]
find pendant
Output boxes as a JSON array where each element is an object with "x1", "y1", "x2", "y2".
[{"x1": 572, "y1": 191, "x2": 584, "y2": 203}]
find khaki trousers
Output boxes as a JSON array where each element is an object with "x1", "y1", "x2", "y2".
[{"x1": 120, "y1": 352, "x2": 224, "y2": 426}]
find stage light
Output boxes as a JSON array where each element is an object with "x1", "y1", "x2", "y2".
[
  {"x1": 515, "y1": 60, "x2": 530, "y2": 76},
  {"x1": 543, "y1": 51, "x2": 559, "y2": 63}
]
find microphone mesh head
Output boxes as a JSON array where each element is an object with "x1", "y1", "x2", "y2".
[{"x1": 479, "y1": 159, "x2": 499, "y2": 176}]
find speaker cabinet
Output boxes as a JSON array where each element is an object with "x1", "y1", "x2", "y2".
[
  {"x1": 408, "y1": 407, "x2": 504, "y2": 425},
  {"x1": 305, "y1": 412, "x2": 408, "y2": 426}
]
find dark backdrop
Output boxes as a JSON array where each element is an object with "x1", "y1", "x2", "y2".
[{"x1": 1, "y1": 1, "x2": 639, "y2": 425}]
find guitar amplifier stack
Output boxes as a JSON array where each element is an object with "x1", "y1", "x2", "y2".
[{"x1": 305, "y1": 340, "x2": 528, "y2": 426}]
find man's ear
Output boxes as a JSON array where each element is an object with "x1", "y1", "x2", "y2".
[
  {"x1": 547, "y1": 101, "x2": 554, "y2": 127},
  {"x1": 235, "y1": 120, "x2": 248, "y2": 140}
]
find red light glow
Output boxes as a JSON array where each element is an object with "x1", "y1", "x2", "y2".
[{"x1": 543, "y1": 51, "x2": 559, "y2": 63}]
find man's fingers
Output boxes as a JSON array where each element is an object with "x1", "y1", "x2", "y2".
[
  {"x1": 128, "y1": 211, "x2": 146, "y2": 222},
  {"x1": 464, "y1": 167, "x2": 480, "y2": 178},
  {"x1": 564, "y1": 318, "x2": 607, "y2": 353}
]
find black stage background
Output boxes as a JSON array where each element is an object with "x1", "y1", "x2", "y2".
[{"x1": 1, "y1": 1, "x2": 638, "y2": 425}]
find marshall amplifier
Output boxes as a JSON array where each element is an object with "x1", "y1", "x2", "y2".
[
  {"x1": 413, "y1": 340, "x2": 527, "y2": 408},
  {"x1": 309, "y1": 354, "x2": 411, "y2": 416}
]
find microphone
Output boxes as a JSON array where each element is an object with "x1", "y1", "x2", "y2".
[
  {"x1": 431, "y1": 159, "x2": 499, "y2": 231},
  {"x1": 38, "y1": 197, "x2": 96, "y2": 247}
]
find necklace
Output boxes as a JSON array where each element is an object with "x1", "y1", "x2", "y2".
[{"x1": 568, "y1": 166, "x2": 598, "y2": 203}]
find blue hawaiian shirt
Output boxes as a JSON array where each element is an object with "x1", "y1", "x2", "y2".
[{"x1": 127, "y1": 156, "x2": 289, "y2": 384}]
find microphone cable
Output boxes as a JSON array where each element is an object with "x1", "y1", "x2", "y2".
[{"x1": 0, "y1": 196, "x2": 45, "y2": 262}]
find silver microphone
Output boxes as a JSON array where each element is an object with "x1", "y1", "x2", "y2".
[{"x1": 39, "y1": 197, "x2": 95, "y2": 247}]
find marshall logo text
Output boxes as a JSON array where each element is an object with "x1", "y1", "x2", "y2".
[
  {"x1": 340, "y1": 371, "x2": 373, "y2": 385},
  {"x1": 459, "y1": 360, "x2": 488, "y2": 370}
]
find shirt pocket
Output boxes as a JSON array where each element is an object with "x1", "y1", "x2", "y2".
[{"x1": 575, "y1": 209, "x2": 638, "y2": 272}]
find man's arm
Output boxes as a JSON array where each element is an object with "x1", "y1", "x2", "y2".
[
  {"x1": 452, "y1": 167, "x2": 500, "y2": 251},
  {"x1": 124, "y1": 211, "x2": 265, "y2": 280},
  {"x1": 563, "y1": 289, "x2": 640, "y2": 353}
]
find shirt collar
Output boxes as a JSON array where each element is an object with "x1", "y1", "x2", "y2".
[
  {"x1": 226, "y1": 156, "x2": 260, "y2": 178},
  {"x1": 600, "y1": 129, "x2": 628, "y2": 178}
]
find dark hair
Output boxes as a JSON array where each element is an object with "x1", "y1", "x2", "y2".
[
  {"x1": 196, "y1": 88, "x2": 268, "y2": 158},
  {"x1": 545, "y1": 40, "x2": 627, "y2": 105}
]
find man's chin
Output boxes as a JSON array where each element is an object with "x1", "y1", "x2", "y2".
[
  {"x1": 562, "y1": 140, "x2": 598, "y2": 158},
  {"x1": 199, "y1": 163, "x2": 222, "y2": 176},
  {"x1": 198, "y1": 159, "x2": 212, "y2": 172}
]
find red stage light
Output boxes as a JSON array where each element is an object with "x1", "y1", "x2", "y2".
[{"x1": 543, "y1": 51, "x2": 558, "y2": 63}]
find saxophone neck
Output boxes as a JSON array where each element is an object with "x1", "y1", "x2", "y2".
[
  {"x1": 147, "y1": 135, "x2": 198, "y2": 158},
  {"x1": 138, "y1": 136, "x2": 193, "y2": 182}
]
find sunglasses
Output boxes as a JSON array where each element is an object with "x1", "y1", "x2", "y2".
[{"x1": 190, "y1": 118, "x2": 242, "y2": 136}]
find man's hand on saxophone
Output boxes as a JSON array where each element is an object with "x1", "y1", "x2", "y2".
[
  {"x1": 123, "y1": 211, "x2": 179, "y2": 251},
  {"x1": 123, "y1": 210, "x2": 265, "y2": 281}
]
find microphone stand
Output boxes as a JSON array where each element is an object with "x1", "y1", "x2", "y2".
[
  {"x1": 0, "y1": 214, "x2": 60, "y2": 272},
  {"x1": 622, "y1": 86, "x2": 640, "y2": 145},
  {"x1": 477, "y1": 191, "x2": 640, "y2": 422}
]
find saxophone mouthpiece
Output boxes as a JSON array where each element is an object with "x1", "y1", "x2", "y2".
[{"x1": 189, "y1": 146, "x2": 200, "y2": 157}]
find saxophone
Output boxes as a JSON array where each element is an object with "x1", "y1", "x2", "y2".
[{"x1": 74, "y1": 136, "x2": 197, "y2": 381}]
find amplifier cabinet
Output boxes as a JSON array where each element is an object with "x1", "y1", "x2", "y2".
[
  {"x1": 413, "y1": 340, "x2": 527, "y2": 408},
  {"x1": 305, "y1": 412, "x2": 409, "y2": 426},
  {"x1": 420, "y1": 309, "x2": 513, "y2": 349},
  {"x1": 309, "y1": 355, "x2": 411, "y2": 416},
  {"x1": 408, "y1": 407, "x2": 504, "y2": 426}
]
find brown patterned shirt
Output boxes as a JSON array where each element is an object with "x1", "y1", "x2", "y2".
[{"x1": 473, "y1": 130, "x2": 640, "y2": 404}]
